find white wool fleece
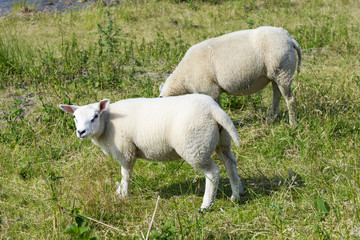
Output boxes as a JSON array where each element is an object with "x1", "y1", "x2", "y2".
[
  {"x1": 60, "y1": 94, "x2": 243, "y2": 210},
  {"x1": 160, "y1": 26, "x2": 301, "y2": 126}
]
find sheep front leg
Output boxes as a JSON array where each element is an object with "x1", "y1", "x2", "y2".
[{"x1": 116, "y1": 160, "x2": 135, "y2": 198}]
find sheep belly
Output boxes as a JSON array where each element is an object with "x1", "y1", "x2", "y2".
[
  {"x1": 223, "y1": 76, "x2": 270, "y2": 95},
  {"x1": 132, "y1": 124, "x2": 181, "y2": 162},
  {"x1": 136, "y1": 147, "x2": 180, "y2": 162}
]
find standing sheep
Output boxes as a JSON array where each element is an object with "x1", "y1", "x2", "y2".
[
  {"x1": 59, "y1": 94, "x2": 243, "y2": 210},
  {"x1": 159, "y1": 26, "x2": 301, "y2": 126}
]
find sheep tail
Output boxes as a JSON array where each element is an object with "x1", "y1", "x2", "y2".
[
  {"x1": 211, "y1": 106, "x2": 240, "y2": 147},
  {"x1": 291, "y1": 37, "x2": 302, "y2": 74}
]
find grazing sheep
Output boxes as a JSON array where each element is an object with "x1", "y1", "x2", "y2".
[
  {"x1": 59, "y1": 94, "x2": 243, "y2": 210},
  {"x1": 159, "y1": 26, "x2": 301, "y2": 126}
]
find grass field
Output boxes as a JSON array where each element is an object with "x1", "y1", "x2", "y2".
[{"x1": 1, "y1": 0, "x2": 360, "y2": 239}]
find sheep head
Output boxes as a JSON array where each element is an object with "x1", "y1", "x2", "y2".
[
  {"x1": 159, "y1": 81, "x2": 181, "y2": 97},
  {"x1": 59, "y1": 99, "x2": 110, "y2": 139}
]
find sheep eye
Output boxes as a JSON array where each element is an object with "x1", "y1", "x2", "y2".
[{"x1": 91, "y1": 114, "x2": 98, "y2": 123}]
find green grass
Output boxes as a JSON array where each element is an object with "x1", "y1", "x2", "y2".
[{"x1": 1, "y1": 0, "x2": 360, "y2": 239}]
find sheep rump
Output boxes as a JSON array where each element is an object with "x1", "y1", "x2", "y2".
[
  {"x1": 159, "y1": 26, "x2": 301, "y2": 125},
  {"x1": 59, "y1": 94, "x2": 243, "y2": 210}
]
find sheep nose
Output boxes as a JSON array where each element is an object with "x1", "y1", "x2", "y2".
[{"x1": 78, "y1": 129, "x2": 86, "y2": 136}]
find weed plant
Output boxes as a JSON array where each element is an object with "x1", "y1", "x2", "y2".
[{"x1": 0, "y1": 0, "x2": 360, "y2": 239}]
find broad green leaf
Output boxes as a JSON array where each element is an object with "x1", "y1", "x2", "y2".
[{"x1": 315, "y1": 197, "x2": 330, "y2": 216}]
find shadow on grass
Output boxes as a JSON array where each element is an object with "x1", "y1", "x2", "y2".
[
  {"x1": 229, "y1": 106, "x2": 290, "y2": 127},
  {"x1": 156, "y1": 170, "x2": 304, "y2": 205}
]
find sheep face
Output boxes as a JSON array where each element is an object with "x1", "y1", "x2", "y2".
[
  {"x1": 73, "y1": 106, "x2": 102, "y2": 139},
  {"x1": 59, "y1": 99, "x2": 110, "y2": 140},
  {"x1": 159, "y1": 81, "x2": 180, "y2": 98},
  {"x1": 159, "y1": 78, "x2": 185, "y2": 98}
]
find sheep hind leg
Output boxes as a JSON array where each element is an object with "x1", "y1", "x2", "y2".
[
  {"x1": 182, "y1": 149, "x2": 220, "y2": 210},
  {"x1": 267, "y1": 81, "x2": 282, "y2": 124},
  {"x1": 277, "y1": 84, "x2": 296, "y2": 126},
  {"x1": 216, "y1": 131, "x2": 243, "y2": 202},
  {"x1": 200, "y1": 162, "x2": 220, "y2": 210}
]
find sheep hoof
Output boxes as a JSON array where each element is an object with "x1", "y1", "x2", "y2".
[
  {"x1": 289, "y1": 120, "x2": 297, "y2": 127},
  {"x1": 200, "y1": 203, "x2": 214, "y2": 212},
  {"x1": 115, "y1": 183, "x2": 129, "y2": 199},
  {"x1": 115, "y1": 192, "x2": 129, "y2": 199},
  {"x1": 230, "y1": 195, "x2": 240, "y2": 202},
  {"x1": 230, "y1": 187, "x2": 244, "y2": 202},
  {"x1": 199, "y1": 207, "x2": 212, "y2": 214},
  {"x1": 266, "y1": 115, "x2": 277, "y2": 125}
]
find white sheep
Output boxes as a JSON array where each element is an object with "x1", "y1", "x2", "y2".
[
  {"x1": 159, "y1": 26, "x2": 301, "y2": 126},
  {"x1": 59, "y1": 94, "x2": 243, "y2": 210}
]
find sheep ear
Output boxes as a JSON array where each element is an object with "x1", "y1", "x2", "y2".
[
  {"x1": 159, "y1": 83, "x2": 164, "y2": 92},
  {"x1": 59, "y1": 104, "x2": 79, "y2": 114},
  {"x1": 99, "y1": 99, "x2": 110, "y2": 113}
]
